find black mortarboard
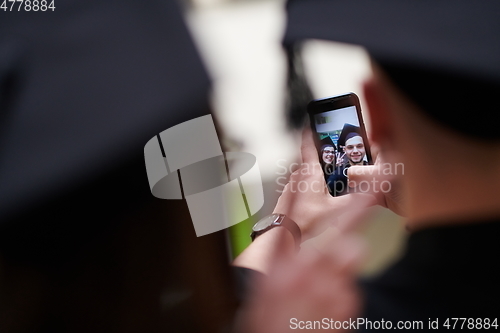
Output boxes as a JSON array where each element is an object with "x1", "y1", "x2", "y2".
[
  {"x1": 284, "y1": 0, "x2": 500, "y2": 139},
  {"x1": 320, "y1": 136, "x2": 336, "y2": 151},
  {"x1": 0, "y1": 0, "x2": 211, "y2": 224},
  {"x1": 337, "y1": 124, "x2": 362, "y2": 148}
]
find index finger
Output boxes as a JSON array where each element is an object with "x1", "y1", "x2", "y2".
[{"x1": 301, "y1": 126, "x2": 319, "y2": 165}]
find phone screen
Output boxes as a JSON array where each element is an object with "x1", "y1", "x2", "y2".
[{"x1": 307, "y1": 93, "x2": 372, "y2": 196}]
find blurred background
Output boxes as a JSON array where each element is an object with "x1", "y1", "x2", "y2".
[{"x1": 181, "y1": 0, "x2": 406, "y2": 277}]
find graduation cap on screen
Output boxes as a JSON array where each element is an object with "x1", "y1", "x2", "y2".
[
  {"x1": 0, "y1": 0, "x2": 211, "y2": 225},
  {"x1": 337, "y1": 124, "x2": 362, "y2": 148},
  {"x1": 320, "y1": 136, "x2": 337, "y2": 151},
  {"x1": 284, "y1": 0, "x2": 500, "y2": 139}
]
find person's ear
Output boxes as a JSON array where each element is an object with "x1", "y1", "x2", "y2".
[{"x1": 363, "y1": 76, "x2": 392, "y2": 147}]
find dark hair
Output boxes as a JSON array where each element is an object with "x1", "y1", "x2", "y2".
[{"x1": 319, "y1": 145, "x2": 336, "y2": 176}]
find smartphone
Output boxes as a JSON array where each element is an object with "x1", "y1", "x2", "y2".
[{"x1": 307, "y1": 92, "x2": 372, "y2": 196}]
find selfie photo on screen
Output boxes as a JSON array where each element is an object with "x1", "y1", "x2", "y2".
[{"x1": 308, "y1": 93, "x2": 372, "y2": 196}]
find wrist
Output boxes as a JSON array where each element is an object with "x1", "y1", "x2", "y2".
[
  {"x1": 251, "y1": 213, "x2": 302, "y2": 251},
  {"x1": 233, "y1": 227, "x2": 295, "y2": 274},
  {"x1": 273, "y1": 209, "x2": 313, "y2": 241}
]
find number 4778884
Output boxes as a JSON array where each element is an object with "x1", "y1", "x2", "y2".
[{"x1": 1, "y1": 0, "x2": 55, "y2": 11}]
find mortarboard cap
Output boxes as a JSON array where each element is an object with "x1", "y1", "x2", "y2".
[
  {"x1": 0, "y1": 0, "x2": 211, "y2": 225},
  {"x1": 284, "y1": 0, "x2": 500, "y2": 140},
  {"x1": 337, "y1": 124, "x2": 362, "y2": 147},
  {"x1": 320, "y1": 136, "x2": 336, "y2": 151}
]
